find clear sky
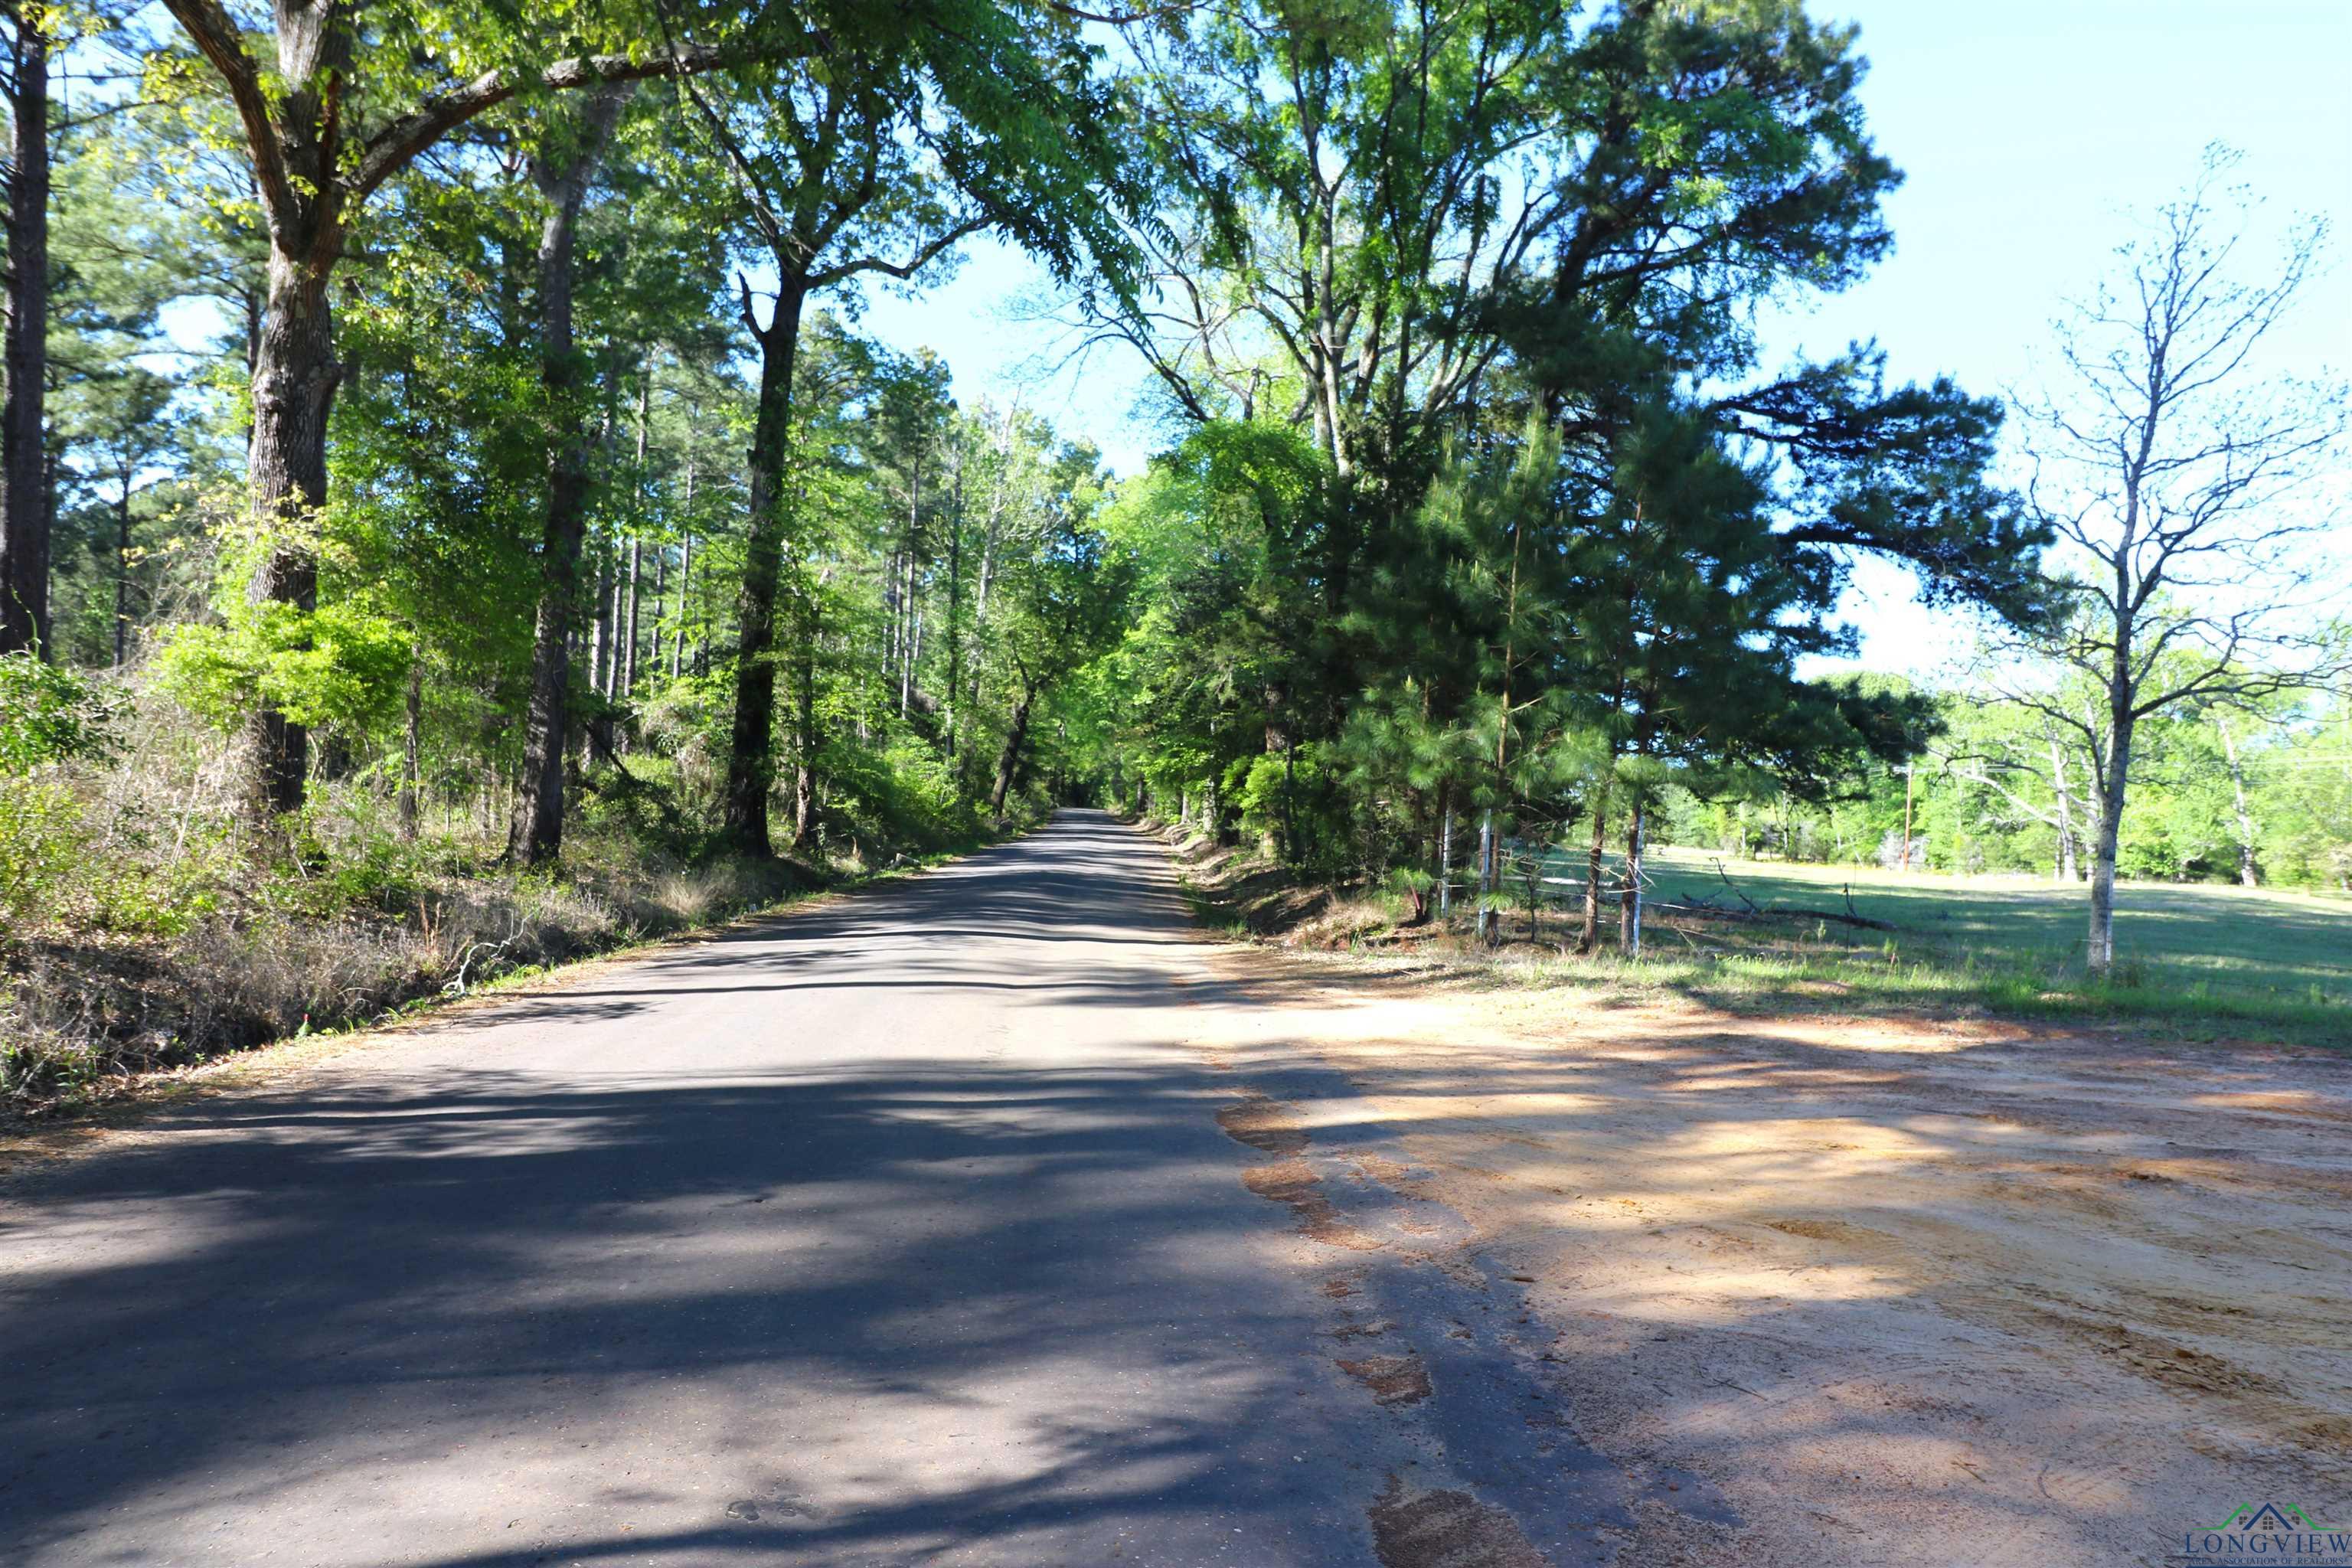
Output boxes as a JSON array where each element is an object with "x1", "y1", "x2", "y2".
[{"x1": 852, "y1": 0, "x2": 2352, "y2": 673}]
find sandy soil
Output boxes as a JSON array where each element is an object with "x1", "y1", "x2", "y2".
[{"x1": 1193, "y1": 956, "x2": 2352, "y2": 1566}]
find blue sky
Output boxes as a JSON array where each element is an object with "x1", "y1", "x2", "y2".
[{"x1": 854, "y1": 0, "x2": 2352, "y2": 673}]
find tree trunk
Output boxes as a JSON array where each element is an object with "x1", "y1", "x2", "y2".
[
  {"x1": 113, "y1": 479, "x2": 132, "y2": 667},
  {"x1": 1279, "y1": 737, "x2": 1299, "y2": 864},
  {"x1": 1576, "y1": 796, "x2": 1609, "y2": 956},
  {"x1": 236, "y1": 242, "x2": 341, "y2": 820},
  {"x1": 721, "y1": 280, "x2": 806, "y2": 857},
  {"x1": 907, "y1": 609, "x2": 925, "y2": 713},
  {"x1": 791, "y1": 627, "x2": 818, "y2": 851},
  {"x1": 621, "y1": 533, "x2": 641, "y2": 699},
  {"x1": 1436, "y1": 794, "x2": 1453, "y2": 915},
  {"x1": 991, "y1": 681, "x2": 1035, "y2": 816},
  {"x1": 648, "y1": 542, "x2": 667, "y2": 682},
  {"x1": 2086, "y1": 721, "x2": 2132, "y2": 975},
  {"x1": 204, "y1": 0, "x2": 354, "y2": 820},
  {"x1": 1475, "y1": 809, "x2": 1496, "y2": 946},
  {"x1": 507, "y1": 87, "x2": 629, "y2": 865},
  {"x1": 942, "y1": 460, "x2": 963, "y2": 757},
  {"x1": 1618, "y1": 796, "x2": 1648, "y2": 959},
  {"x1": 898, "y1": 450, "x2": 921, "y2": 720},
  {"x1": 2218, "y1": 719, "x2": 2259, "y2": 888},
  {"x1": 588, "y1": 541, "x2": 622, "y2": 767},
  {"x1": 671, "y1": 528, "x2": 691, "y2": 680},
  {"x1": 2049, "y1": 735, "x2": 2079, "y2": 883},
  {"x1": 585, "y1": 546, "x2": 608, "y2": 694},
  {"x1": 883, "y1": 548, "x2": 899, "y2": 677},
  {"x1": 619, "y1": 357, "x2": 650, "y2": 701},
  {"x1": 398, "y1": 659, "x2": 422, "y2": 841},
  {"x1": 599, "y1": 545, "x2": 621, "y2": 695},
  {"x1": 0, "y1": 5, "x2": 48, "y2": 657}
]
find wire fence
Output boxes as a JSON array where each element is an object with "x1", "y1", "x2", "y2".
[
  {"x1": 1432, "y1": 843, "x2": 1635, "y2": 907},
  {"x1": 1432, "y1": 832, "x2": 1879, "y2": 953},
  {"x1": 1430, "y1": 833, "x2": 1662, "y2": 946}
]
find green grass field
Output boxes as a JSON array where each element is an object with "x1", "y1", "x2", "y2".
[
  {"x1": 1638, "y1": 848, "x2": 2352, "y2": 1001},
  {"x1": 1507, "y1": 845, "x2": 2351, "y2": 1044}
]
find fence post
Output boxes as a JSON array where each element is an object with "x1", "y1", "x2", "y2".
[
  {"x1": 1477, "y1": 810, "x2": 1496, "y2": 945},
  {"x1": 1625, "y1": 805, "x2": 1646, "y2": 959},
  {"x1": 1439, "y1": 806, "x2": 1454, "y2": 914}
]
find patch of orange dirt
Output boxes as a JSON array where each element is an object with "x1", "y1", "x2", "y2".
[
  {"x1": 1338, "y1": 1352, "x2": 1434, "y2": 1407},
  {"x1": 1191, "y1": 955, "x2": 2352, "y2": 1566},
  {"x1": 1367, "y1": 1476, "x2": 1549, "y2": 1568}
]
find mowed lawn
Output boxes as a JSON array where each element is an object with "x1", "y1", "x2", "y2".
[{"x1": 1628, "y1": 847, "x2": 2352, "y2": 1006}]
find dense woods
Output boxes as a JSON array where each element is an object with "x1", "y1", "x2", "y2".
[{"x1": 0, "y1": 0, "x2": 2343, "y2": 1100}]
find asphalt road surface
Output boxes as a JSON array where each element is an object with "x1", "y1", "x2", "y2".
[{"x1": 2, "y1": 812, "x2": 1658, "y2": 1566}]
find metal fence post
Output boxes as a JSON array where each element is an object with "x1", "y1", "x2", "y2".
[
  {"x1": 1439, "y1": 807, "x2": 1454, "y2": 915},
  {"x1": 1476, "y1": 810, "x2": 1495, "y2": 945}
]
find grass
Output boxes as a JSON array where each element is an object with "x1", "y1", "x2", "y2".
[
  {"x1": 1494, "y1": 944, "x2": 2350, "y2": 1049},
  {"x1": 1501, "y1": 848, "x2": 2352, "y2": 1047},
  {"x1": 1631, "y1": 847, "x2": 2352, "y2": 1004},
  {"x1": 1171, "y1": 825, "x2": 2352, "y2": 1050},
  {"x1": 0, "y1": 838, "x2": 1006, "y2": 1160}
]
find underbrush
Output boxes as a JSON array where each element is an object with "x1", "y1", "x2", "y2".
[
  {"x1": 1, "y1": 824, "x2": 825, "y2": 1112},
  {"x1": 1158, "y1": 822, "x2": 2351, "y2": 1050},
  {"x1": 1, "y1": 670, "x2": 1016, "y2": 1115}
]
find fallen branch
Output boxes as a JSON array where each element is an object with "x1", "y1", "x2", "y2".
[
  {"x1": 1780, "y1": 905, "x2": 1896, "y2": 933},
  {"x1": 1649, "y1": 899, "x2": 1895, "y2": 933},
  {"x1": 1710, "y1": 858, "x2": 1762, "y2": 913},
  {"x1": 444, "y1": 935, "x2": 519, "y2": 997}
]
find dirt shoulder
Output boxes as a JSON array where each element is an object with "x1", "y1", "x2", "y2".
[{"x1": 1185, "y1": 933, "x2": 2352, "y2": 1566}]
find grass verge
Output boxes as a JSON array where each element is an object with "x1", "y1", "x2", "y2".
[{"x1": 1160, "y1": 825, "x2": 2350, "y2": 1051}]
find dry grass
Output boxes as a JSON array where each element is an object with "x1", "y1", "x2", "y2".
[
  {"x1": 1, "y1": 851, "x2": 816, "y2": 1112},
  {"x1": 0, "y1": 691, "x2": 845, "y2": 1112}
]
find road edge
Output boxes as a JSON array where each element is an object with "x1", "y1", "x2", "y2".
[{"x1": 0, "y1": 825, "x2": 1038, "y2": 1180}]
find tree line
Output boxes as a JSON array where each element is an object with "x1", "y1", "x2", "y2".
[
  {"x1": 1661, "y1": 665, "x2": 2352, "y2": 893},
  {"x1": 0, "y1": 0, "x2": 2342, "y2": 996},
  {"x1": 1, "y1": 0, "x2": 1137, "y2": 881},
  {"x1": 1054, "y1": 21, "x2": 2343, "y2": 972}
]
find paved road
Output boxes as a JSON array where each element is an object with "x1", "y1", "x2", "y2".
[{"x1": 2, "y1": 812, "x2": 1649, "y2": 1566}]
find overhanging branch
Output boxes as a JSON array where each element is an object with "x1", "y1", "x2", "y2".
[
  {"x1": 158, "y1": 0, "x2": 301, "y2": 241},
  {"x1": 351, "y1": 42, "x2": 747, "y2": 201}
]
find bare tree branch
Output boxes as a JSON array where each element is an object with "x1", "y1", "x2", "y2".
[{"x1": 2007, "y1": 145, "x2": 2350, "y2": 971}]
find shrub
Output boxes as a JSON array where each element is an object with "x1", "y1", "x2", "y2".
[
  {"x1": 0, "y1": 653, "x2": 120, "y2": 773},
  {"x1": 822, "y1": 735, "x2": 982, "y2": 854},
  {"x1": 152, "y1": 599, "x2": 410, "y2": 738},
  {"x1": 1224, "y1": 744, "x2": 1351, "y2": 868},
  {"x1": 0, "y1": 777, "x2": 87, "y2": 928}
]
